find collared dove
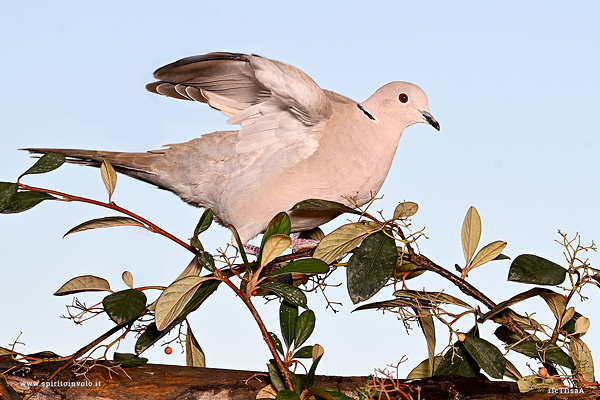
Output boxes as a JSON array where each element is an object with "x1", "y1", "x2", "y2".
[{"x1": 27, "y1": 52, "x2": 439, "y2": 246}]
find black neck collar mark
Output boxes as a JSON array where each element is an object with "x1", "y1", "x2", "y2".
[{"x1": 357, "y1": 103, "x2": 376, "y2": 121}]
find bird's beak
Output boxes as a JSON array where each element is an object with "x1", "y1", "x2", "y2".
[{"x1": 420, "y1": 110, "x2": 440, "y2": 131}]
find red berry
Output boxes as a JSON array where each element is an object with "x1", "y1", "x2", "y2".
[
  {"x1": 539, "y1": 367, "x2": 548, "y2": 377},
  {"x1": 165, "y1": 346, "x2": 173, "y2": 355},
  {"x1": 457, "y1": 333, "x2": 466, "y2": 342}
]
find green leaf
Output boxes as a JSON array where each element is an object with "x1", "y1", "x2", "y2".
[
  {"x1": 229, "y1": 224, "x2": 250, "y2": 268},
  {"x1": 511, "y1": 341, "x2": 575, "y2": 370},
  {"x1": 494, "y1": 326, "x2": 523, "y2": 345},
  {"x1": 269, "y1": 332, "x2": 284, "y2": 355},
  {"x1": 0, "y1": 182, "x2": 17, "y2": 212},
  {"x1": 394, "y1": 290, "x2": 475, "y2": 310},
  {"x1": 292, "y1": 346, "x2": 314, "y2": 359},
  {"x1": 275, "y1": 389, "x2": 301, "y2": 400},
  {"x1": 479, "y1": 288, "x2": 556, "y2": 323},
  {"x1": 393, "y1": 201, "x2": 418, "y2": 219},
  {"x1": 267, "y1": 258, "x2": 329, "y2": 277},
  {"x1": 508, "y1": 254, "x2": 567, "y2": 285},
  {"x1": 280, "y1": 301, "x2": 298, "y2": 348},
  {"x1": 307, "y1": 354, "x2": 323, "y2": 388},
  {"x1": 267, "y1": 362, "x2": 285, "y2": 392},
  {"x1": 135, "y1": 279, "x2": 220, "y2": 355},
  {"x1": 291, "y1": 198, "x2": 361, "y2": 215},
  {"x1": 197, "y1": 252, "x2": 216, "y2": 272},
  {"x1": 294, "y1": 309, "x2": 316, "y2": 348},
  {"x1": 63, "y1": 216, "x2": 145, "y2": 237},
  {"x1": 264, "y1": 283, "x2": 307, "y2": 307},
  {"x1": 261, "y1": 234, "x2": 292, "y2": 267},
  {"x1": 100, "y1": 159, "x2": 117, "y2": 200},
  {"x1": 461, "y1": 206, "x2": 481, "y2": 265},
  {"x1": 155, "y1": 276, "x2": 213, "y2": 331},
  {"x1": 175, "y1": 257, "x2": 202, "y2": 281},
  {"x1": 461, "y1": 334, "x2": 506, "y2": 379},
  {"x1": 192, "y1": 209, "x2": 213, "y2": 250},
  {"x1": 347, "y1": 230, "x2": 397, "y2": 304},
  {"x1": 289, "y1": 370, "x2": 304, "y2": 394},
  {"x1": 435, "y1": 344, "x2": 480, "y2": 377},
  {"x1": 113, "y1": 352, "x2": 148, "y2": 367},
  {"x1": 1, "y1": 190, "x2": 55, "y2": 213},
  {"x1": 185, "y1": 325, "x2": 205, "y2": 367},
  {"x1": 313, "y1": 222, "x2": 375, "y2": 264},
  {"x1": 539, "y1": 292, "x2": 567, "y2": 322},
  {"x1": 19, "y1": 153, "x2": 65, "y2": 178},
  {"x1": 54, "y1": 275, "x2": 111, "y2": 296},
  {"x1": 309, "y1": 387, "x2": 354, "y2": 400},
  {"x1": 494, "y1": 254, "x2": 511, "y2": 261},
  {"x1": 102, "y1": 289, "x2": 146, "y2": 325}
]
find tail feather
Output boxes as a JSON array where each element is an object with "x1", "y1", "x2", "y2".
[{"x1": 23, "y1": 148, "x2": 163, "y2": 186}]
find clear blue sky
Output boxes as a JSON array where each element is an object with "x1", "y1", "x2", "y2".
[{"x1": 1, "y1": 2, "x2": 599, "y2": 378}]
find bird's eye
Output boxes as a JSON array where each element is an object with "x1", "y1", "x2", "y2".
[{"x1": 399, "y1": 93, "x2": 409, "y2": 103}]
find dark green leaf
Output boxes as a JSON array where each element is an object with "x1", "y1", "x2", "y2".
[
  {"x1": 415, "y1": 309, "x2": 436, "y2": 377},
  {"x1": 185, "y1": 325, "x2": 205, "y2": 367},
  {"x1": 267, "y1": 259, "x2": 329, "y2": 277},
  {"x1": 511, "y1": 341, "x2": 575, "y2": 370},
  {"x1": 265, "y1": 283, "x2": 307, "y2": 307},
  {"x1": 269, "y1": 332, "x2": 284, "y2": 355},
  {"x1": 494, "y1": 326, "x2": 522, "y2": 345},
  {"x1": 295, "y1": 310, "x2": 316, "y2": 348},
  {"x1": 103, "y1": 289, "x2": 146, "y2": 325},
  {"x1": 434, "y1": 344, "x2": 480, "y2": 377},
  {"x1": 280, "y1": 301, "x2": 298, "y2": 348},
  {"x1": 275, "y1": 389, "x2": 301, "y2": 400},
  {"x1": 494, "y1": 254, "x2": 511, "y2": 261},
  {"x1": 1, "y1": 191, "x2": 55, "y2": 213},
  {"x1": 461, "y1": 334, "x2": 506, "y2": 379},
  {"x1": 291, "y1": 199, "x2": 361, "y2": 215},
  {"x1": 19, "y1": 153, "x2": 65, "y2": 178},
  {"x1": 0, "y1": 182, "x2": 17, "y2": 212},
  {"x1": 113, "y1": 352, "x2": 148, "y2": 367},
  {"x1": 508, "y1": 254, "x2": 567, "y2": 285},
  {"x1": 229, "y1": 225, "x2": 250, "y2": 269},
  {"x1": 197, "y1": 252, "x2": 216, "y2": 272},
  {"x1": 192, "y1": 209, "x2": 213, "y2": 250},
  {"x1": 307, "y1": 354, "x2": 323, "y2": 388},
  {"x1": 289, "y1": 370, "x2": 304, "y2": 394},
  {"x1": 268, "y1": 362, "x2": 285, "y2": 391},
  {"x1": 347, "y1": 230, "x2": 397, "y2": 304},
  {"x1": 292, "y1": 346, "x2": 314, "y2": 359}
]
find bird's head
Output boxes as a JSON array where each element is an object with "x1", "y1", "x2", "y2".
[{"x1": 361, "y1": 81, "x2": 440, "y2": 132}]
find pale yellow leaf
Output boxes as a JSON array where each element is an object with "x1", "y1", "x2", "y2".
[
  {"x1": 185, "y1": 325, "x2": 206, "y2": 368},
  {"x1": 574, "y1": 316, "x2": 591, "y2": 336},
  {"x1": 539, "y1": 292, "x2": 566, "y2": 322},
  {"x1": 64, "y1": 216, "x2": 145, "y2": 237},
  {"x1": 560, "y1": 307, "x2": 575, "y2": 329},
  {"x1": 504, "y1": 358, "x2": 523, "y2": 381},
  {"x1": 0, "y1": 347, "x2": 12, "y2": 357},
  {"x1": 313, "y1": 222, "x2": 375, "y2": 264},
  {"x1": 256, "y1": 384, "x2": 277, "y2": 399},
  {"x1": 260, "y1": 234, "x2": 292, "y2": 267},
  {"x1": 312, "y1": 344, "x2": 324, "y2": 362},
  {"x1": 54, "y1": 275, "x2": 111, "y2": 296},
  {"x1": 122, "y1": 271, "x2": 134, "y2": 289},
  {"x1": 393, "y1": 201, "x2": 419, "y2": 219},
  {"x1": 100, "y1": 159, "x2": 117, "y2": 199},
  {"x1": 155, "y1": 276, "x2": 207, "y2": 331},
  {"x1": 570, "y1": 337, "x2": 594, "y2": 384},
  {"x1": 461, "y1": 206, "x2": 481, "y2": 265},
  {"x1": 175, "y1": 257, "x2": 202, "y2": 281},
  {"x1": 464, "y1": 240, "x2": 507, "y2": 277},
  {"x1": 406, "y1": 357, "x2": 443, "y2": 379},
  {"x1": 517, "y1": 375, "x2": 561, "y2": 392}
]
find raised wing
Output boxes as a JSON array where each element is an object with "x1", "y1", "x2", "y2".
[{"x1": 146, "y1": 52, "x2": 334, "y2": 156}]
